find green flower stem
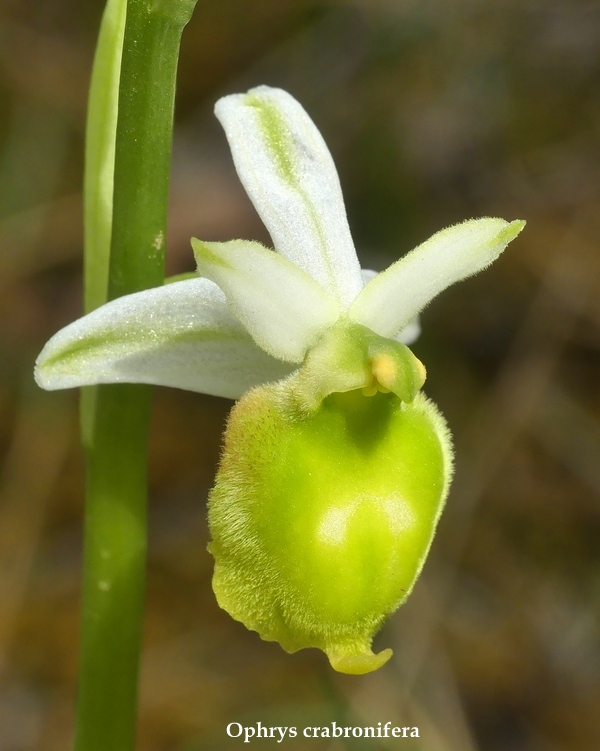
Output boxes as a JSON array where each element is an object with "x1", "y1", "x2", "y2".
[
  {"x1": 76, "y1": 2, "x2": 197, "y2": 750},
  {"x1": 76, "y1": 384, "x2": 152, "y2": 751},
  {"x1": 109, "y1": 0, "x2": 199, "y2": 300}
]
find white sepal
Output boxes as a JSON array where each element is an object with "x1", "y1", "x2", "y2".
[
  {"x1": 361, "y1": 268, "x2": 421, "y2": 345},
  {"x1": 35, "y1": 278, "x2": 294, "y2": 399},
  {"x1": 350, "y1": 218, "x2": 526, "y2": 338},
  {"x1": 214, "y1": 86, "x2": 363, "y2": 307},
  {"x1": 192, "y1": 238, "x2": 340, "y2": 363},
  {"x1": 396, "y1": 316, "x2": 421, "y2": 345}
]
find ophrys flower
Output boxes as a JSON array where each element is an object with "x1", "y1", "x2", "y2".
[{"x1": 36, "y1": 86, "x2": 524, "y2": 673}]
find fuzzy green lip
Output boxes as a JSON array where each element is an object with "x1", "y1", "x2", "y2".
[{"x1": 208, "y1": 376, "x2": 453, "y2": 673}]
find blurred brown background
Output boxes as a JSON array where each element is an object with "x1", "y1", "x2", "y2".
[{"x1": 1, "y1": 0, "x2": 599, "y2": 749}]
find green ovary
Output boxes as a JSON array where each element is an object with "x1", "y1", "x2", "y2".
[{"x1": 208, "y1": 381, "x2": 451, "y2": 674}]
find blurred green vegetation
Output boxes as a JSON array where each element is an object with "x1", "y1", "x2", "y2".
[{"x1": 1, "y1": 1, "x2": 599, "y2": 749}]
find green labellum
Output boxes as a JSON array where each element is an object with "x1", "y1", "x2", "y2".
[{"x1": 208, "y1": 363, "x2": 453, "y2": 674}]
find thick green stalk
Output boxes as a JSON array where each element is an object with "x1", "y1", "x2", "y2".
[
  {"x1": 77, "y1": 2, "x2": 197, "y2": 750},
  {"x1": 108, "y1": 0, "x2": 198, "y2": 300}
]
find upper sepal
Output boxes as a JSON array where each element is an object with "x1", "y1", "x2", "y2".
[{"x1": 214, "y1": 86, "x2": 363, "y2": 307}]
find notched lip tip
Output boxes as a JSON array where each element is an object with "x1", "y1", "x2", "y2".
[{"x1": 328, "y1": 647, "x2": 393, "y2": 675}]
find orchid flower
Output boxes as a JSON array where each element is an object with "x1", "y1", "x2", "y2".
[{"x1": 35, "y1": 86, "x2": 524, "y2": 674}]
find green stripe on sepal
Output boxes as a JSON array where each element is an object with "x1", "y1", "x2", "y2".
[
  {"x1": 244, "y1": 93, "x2": 295, "y2": 183},
  {"x1": 35, "y1": 278, "x2": 293, "y2": 399},
  {"x1": 214, "y1": 87, "x2": 363, "y2": 307}
]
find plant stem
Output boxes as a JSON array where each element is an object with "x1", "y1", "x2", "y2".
[
  {"x1": 76, "y1": 384, "x2": 152, "y2": 751},
  {"x1": 76, "y1": 2, "x2": 197, "y2": 750},
  {"x1": 108, "y1": 0, "x2": 198, "y2": 300}
]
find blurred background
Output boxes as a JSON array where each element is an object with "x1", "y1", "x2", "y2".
[{"x1": 1, "y1": 0, "x2": 599, "y2": 749}]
